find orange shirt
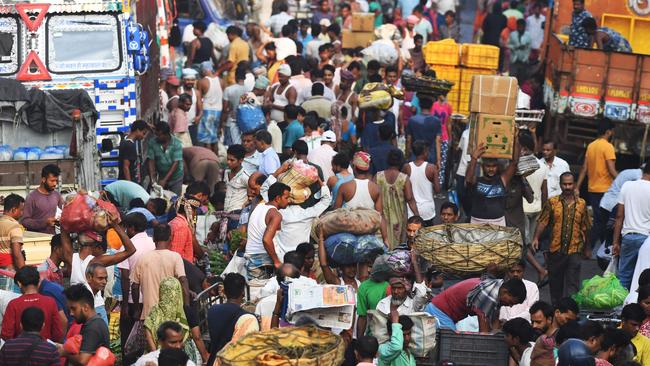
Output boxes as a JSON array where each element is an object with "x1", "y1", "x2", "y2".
[{"x1": 585, "y1": 138, "x2": 616, "y2": 193}]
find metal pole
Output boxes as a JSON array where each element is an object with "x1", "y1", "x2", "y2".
[{"x1": 641, "y1": 123, "x2": 650, "y2": 163}]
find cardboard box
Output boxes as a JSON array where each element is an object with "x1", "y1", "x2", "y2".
[
  {"x1": 352, "y1": 13, "x2": 375, "y2": 32},
  {"x1": 470, "y1": 75, "x2": 519, "y2": 115},
  {"x1": 342, "y1": 30, "x2": 374, "y2": 49},
  {"x1": 468, "y1": 113, "x2": 516, "y2": 159}
]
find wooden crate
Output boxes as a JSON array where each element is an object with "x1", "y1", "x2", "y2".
[{"x1": 23, "y1": 231, "x2": 53, "y2": 265}]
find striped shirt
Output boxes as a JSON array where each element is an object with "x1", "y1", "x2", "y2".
[{"x1": 0, "y1": 332, "x2": 60, "y2": 365}]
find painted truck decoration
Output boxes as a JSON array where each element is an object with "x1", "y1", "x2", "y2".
[{"x1": 0, "y1": 0, "x2": 155, "y2": 188}]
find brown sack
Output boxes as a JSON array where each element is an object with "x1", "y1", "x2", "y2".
[{"x1": 318, "y1": 208, "x2": 381, "y2": 238}]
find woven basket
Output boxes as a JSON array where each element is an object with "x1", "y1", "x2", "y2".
[
  {"x1": 414, "y1": 224, "x2": 522, "y2": 276},
  {"x1": 217, "y1": 326, "x2": 346, "y2": 366},
  {"x1": 278, "y1": 167, "x2": 318, "y2": 204}
]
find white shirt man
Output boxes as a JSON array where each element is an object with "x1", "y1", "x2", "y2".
[
  {"x1": 542, "y1": 153, "x2": 570, "y2": 198},
  {"x1": 376, "y1": 281, "x2": 429, "y2": 316},
  {"x1": 264, "y1": 11, "x2": 294, "y2": 36},
  {"x1": 526, "y1": 13, "x2": 546, "y2": 50},
  {"x1": 499, "y1": 279, "x2": 540, "y2": 322},
  {"x1": 307, "y1": 131, "x2": 338, "y2": 181},
  {"x1": 262, "y1": 175, "x2": 332, "y2": 259}
]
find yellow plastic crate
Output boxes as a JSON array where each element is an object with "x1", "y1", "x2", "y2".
[
  {"x1": 461, "y1": 44, "x2": 500, "y2": 70},
  {"x1": 459, "y1": 67, "x2": 495, "y2": 94},
  {"x1": 424, "y1": 40, "x2": 461, "y2": 66},
  {"x1": 431, "y1": 65, "x2": 461, "y2": 84}
]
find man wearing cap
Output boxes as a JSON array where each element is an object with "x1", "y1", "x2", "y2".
[
  {"x1": 163, "y1": 75, "x2": 181, "y2": 122},
  {"x1": 181, "y1": 68, "x2": 202, "y2": 145},
  {"x1": 197, "y1": 61, "x2": 224, "y2": 152},
  {"x1": 252, "y1": 76, "x2": 270, "y2": 105},
  {"x1": 216, "y1": 26, "x2": 251, "y2": 87},
  {"x1": 307, "y1": 130, "x2": 338, "y2": 181},
  {"x1": 266, "y1": 64, "x2": 296, "y2": 124},
  {"x1": 334, "y1": 151, "x2": 389, "y2": 243}
]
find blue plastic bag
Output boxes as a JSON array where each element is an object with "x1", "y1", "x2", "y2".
[
  {"x1": 236, "y1": 103, "x2": 265, "y2": 133},
  {"x1": 325, "y1": 233, "x2": 358, "y2": 265},
  {"x1": 354, "y1": 234, "x2": 386, "y2": 263}
]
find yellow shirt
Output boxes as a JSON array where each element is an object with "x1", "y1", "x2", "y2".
[
  {"x1": 226, "y1": 37, "x2": 250, "y2": 86},
  {"x1": 632, "y1": 333, "x2": 650, "y2": 366},
  {"x1": 585, "y1": 138, "x2": 616, "y2": 193}
]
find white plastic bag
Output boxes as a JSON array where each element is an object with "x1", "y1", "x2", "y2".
[
  {"x1": 367, "y1": 310, "x2": 437, "y2": 357},
  {"x1": 362, "y1": 40, "x2": 399, "y2": 67},
  {"x1": 149, "y1": 183, "x2": 175, "y2": 210},
  {"x1": 221, "y1": 252, "x2": 247, "y2": 278},
  {"x1": 605, "y1": 256, "x2": 618, "y2": 276}
]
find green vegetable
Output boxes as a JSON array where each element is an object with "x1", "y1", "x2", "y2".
[{"x1": 209, "y1": 249, "x2": 228, "y2": 275}]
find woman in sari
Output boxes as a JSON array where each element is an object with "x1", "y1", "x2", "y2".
[{"x1": 144, "y1": 277, "x2": 203, "y2": 365}]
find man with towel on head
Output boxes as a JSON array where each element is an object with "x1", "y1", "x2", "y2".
[{"x1": 181, "y1": 68, "x2": 202, "y2": 145}]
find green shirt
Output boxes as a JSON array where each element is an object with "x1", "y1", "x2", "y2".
[
  {"x1": 356, "y1": 279, "x2": 389, "y2": 316},
  {"x1": 378, "y1": 323, "x2": 416, "y2": 366},
  {"x1": 146, "y1": 136, "x2": 184, "y2": 181}
]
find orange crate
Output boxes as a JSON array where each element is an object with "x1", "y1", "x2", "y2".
[
  {"x1": 424, "y1": 40, "x2": 461, "y2": 66},
  {"x1": 461, "y1": 44, "x2": 500, "y2": 70}
]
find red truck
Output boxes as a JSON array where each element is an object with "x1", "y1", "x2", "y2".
[{"x1": 542, "y1": 0, "x2": 650, "y2": 167}]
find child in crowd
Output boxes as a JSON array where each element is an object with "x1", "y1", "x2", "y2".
[{"x1": 355, "y1": 335, "x2": 379, "y2": 366}]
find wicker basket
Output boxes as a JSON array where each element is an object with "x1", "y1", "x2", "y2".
[
  {"x1": 217, "y1": 326, "x2": 346, "y2": 366},
  {"x1": 414, "y1": 224, "x2": 523, "y2": 276},
  {"x1": 277, "y1": 166, "x2": 318, "y2": 204}
]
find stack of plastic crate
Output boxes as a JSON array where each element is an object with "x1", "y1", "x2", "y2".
[
  {"x1": 457, "y1": 44, "x2": 500, "y2": 115},
  {"x1": 424, "y1": 41, "x2": 500, "y2": 116},
  {"x1": 423, "y1": 39, "x2": 461, "y2": 111}
]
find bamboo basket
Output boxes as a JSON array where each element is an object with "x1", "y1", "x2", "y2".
[
  {"x1": 217, "y1": 326, "x2": 346, "y2": 366},
  {"x1": 414, "y1": 224, "x2": 522, "y2": 276}
]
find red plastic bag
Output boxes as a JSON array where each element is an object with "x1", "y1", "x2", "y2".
[
  {"x1": 61, "y1": 194, "x2": 94, "y2": 232},
  {"x1": 63, "y1": 334, "x2": 82, "y2": 355},
  {"x1": 87, "y1": 346, "x2": 116, "y2": 366}
]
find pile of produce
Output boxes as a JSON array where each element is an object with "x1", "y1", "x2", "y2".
[
  {"x1": 218, "y1": 326, "x2": 345, "y2": 366},
  {"x1": 401, "y1": 74, "x2": 454, "y2": 99}
]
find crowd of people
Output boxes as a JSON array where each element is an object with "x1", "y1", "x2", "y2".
[{"x1": 0, "y1": 0, "x2": 648, "y2": 365}]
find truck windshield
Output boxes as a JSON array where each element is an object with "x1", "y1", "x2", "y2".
[{"x1": 47, "y1": 14, "x2": 121, "y2": 73}]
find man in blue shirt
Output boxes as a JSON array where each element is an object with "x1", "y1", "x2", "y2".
[
  {"x1": 283, "y1": 105, "x2": 304, "y2": 156},
  {"x1": 369, "y1": 124, "x2": 400, "y2": 174},
  {"x1": 360, "y1": 108, "x2": 396, "y2": 151},
  {"x1": 255, "y1": 130, "x2": 281, "y2": 176},
  {"x1": 568, "y1": 0, "x2": 592, "y2": 48},
  {"x1": 405, "y1": 96, "x2": 441, "y2": 165}
]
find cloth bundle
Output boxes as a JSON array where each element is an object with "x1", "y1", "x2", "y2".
[{"x1": 324, "y1": 233, "x2": 386, "y2": 265}]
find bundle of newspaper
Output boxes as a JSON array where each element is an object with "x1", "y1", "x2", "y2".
[{"x1": 287, "y1": 283, "x2": 356, "y2": 330}]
